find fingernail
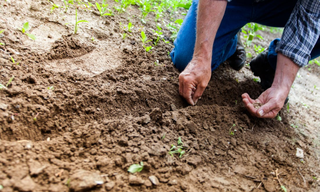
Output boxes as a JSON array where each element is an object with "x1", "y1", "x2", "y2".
[
  {"x1": 258, "y1": 110, "x2": 264, "y2": 117},
  {"x1": 194, "y1": 99, "x2": 198, "y2": 105}
]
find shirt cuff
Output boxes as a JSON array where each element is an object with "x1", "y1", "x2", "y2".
[{"x1": 275, "y1": 42, "x2": 310, "y2": 68}]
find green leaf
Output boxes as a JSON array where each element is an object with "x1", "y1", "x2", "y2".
[
  {"x1": 281, "y1": 185, "x2": 287, "y2": 192},
  {"x1": 103, "y1": 13, "x2": 112, "y2": 16},
  {"x1": 0, "y1": 42, "x2": 4, "y2": 46},
  {"x1": 96, "y1": 2, "x2": 101, "y2": 14},
  {"x1": 0, "y1": 84, "x2": 7, "y2": 90},
  {"x1": 6, "y1": 76, "x2": 14, "y2": 87},
  {"x1": 179, "y1": 150, "x2": 185, "y2": 158},
  {"x1": 141, "y1": 31, "x2": 147, "y2": 43},
  {"x1": 177, "y1": 137, "x2": 183, "y2": 145},
  {"x1": 128, "y1": 162, "x2": 144, "y2": 173},
  {"x1": 23, "y1": 22, "x2": 30, "y2": 32},
  {"x1": 77, "y1": 20, "x2": 88, "y2": 24},
  {"x1": 276, "y1": 114, "x2": 282, "y2": 121},
  {"x1": 256, "y1": 34, "x2": 263, "y2": 39},
  {"x1": 0, "y1": 29, "x2": 4, "y2": 34},
  {"x1": 174, "y1": 19, "x2": 183, "y2": 25},
  {"x1": 26, "y1": 33, "x2": 36, "y2": 40}
]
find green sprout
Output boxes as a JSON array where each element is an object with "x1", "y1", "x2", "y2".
[
  {"x1": 33, "y1": 113, "x2": 39, "y2": 121},
  {"x1": 253, "y1": 77, "x2": 260, "y2": 83},
  {"x1": 161, "y1": 133, "x2": 166, "y2": 140},
  {"x1": 11, "y1": 56, "x2": 19, "y2": 65},
  {"x1": 0, "y1": 29, "x2": 5, "y2": 45},
  {"x1": 122, "y1": 33, "x2": 127, "y2": 39},
  {"x1": 50, "y1": 2, "x2": 60, "y2": 13},
  {"x1": 127, "y1": 22, "x2": 133, "y2": 32},
  {"x1": 276, "y1": 114, "x2": 282, "y2": 121},
  {"x1": 169, "y1": 137, "x2": 185, "y2": 158},
  {"x1": 281, "y1": 186, "x2": 287, "y2": 192},
  {"x1": 74, "y1": 8, "x2": 88, "y2": 34},
  {"x1": 128, "y1": 162, "x2": 143, "y2": 173},
  {"x1": 6, "y1": 76, "x2": 14, "y2": 87},
  {"x1": 47, "y1": 86, "x2": 54, "y2": 90},
  {"x1": 96, "y1": 1, "x2": 113, "y2": 16},
  {"x1": 0, "y1": 84, "x2": 6, "y2": 90},
  {"x1": 229, "y1": 124, "x2": 236, "y2": 136},
  {"x1": 21, "y1": 22, "x2": 36, "y2": 40},
  {"x1": 140, "y1": 31, "x2": 152, "y2": 52}
]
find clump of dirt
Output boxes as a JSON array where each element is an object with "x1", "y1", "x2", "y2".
[
  {"x1": 47, "y1": 35, "x2": 95, "y2": 60},
  {"x1": 0, "y1": 0, "x2": 319, "y2": 192}
]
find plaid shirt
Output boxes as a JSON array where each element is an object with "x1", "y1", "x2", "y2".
[{"x1": 275, "y1": 0, "x2": 320, "y2": 67}]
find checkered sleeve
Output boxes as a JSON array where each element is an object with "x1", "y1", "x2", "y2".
[{"x1": 275, "y1": 0, "x2": 320, "y2": 67}]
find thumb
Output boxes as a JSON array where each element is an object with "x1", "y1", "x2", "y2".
[
  {"x1": 192, "y1": 84, "x2": 206, "y2": 105},
  {"x1": 256, "y1": 101, "x2": 278, "y2": 118}
]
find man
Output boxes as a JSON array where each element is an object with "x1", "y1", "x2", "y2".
[{"x1": 170, "y1": 0, "x2": 320, "y2": 118}]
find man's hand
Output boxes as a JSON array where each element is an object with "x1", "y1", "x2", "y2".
[
  {"x1": 178, "y1": 0, "x2": 227, "y2": 105},
  {"x1": 242, "y1": 53, "x2": 299, "y2": 118},
  {"x1": 179, "y1": 58, "x2": 211, "y2": 105},
  {"x1": 242, "y1": 87, "x2": 288, "y2": 118}
]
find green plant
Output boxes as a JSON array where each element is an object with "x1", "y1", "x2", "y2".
[
  {"x1": 242, "y1": 23, "x2": 264, "y2": 46},
  {"x1": 253, "y1": 44, "x2": 265, "y2": 54},
  {"x1": 140, "y1": 31, "x2": 152, "y2": 52},
  {"x1": 47, "y1": 86, "x2": 54, "y2": 90},
  {"x1": 122, "y1": 33, "x2": 127, "y2": 39},
  {"x1": 276, "y1": 114, "x2": 282, "y2": 121},
  {"x1": 253, "y1": 77, "x2": 260, "y2": 83},
  {"x1": 0, "y1": 29, "x2": 4, "y2": 46},
  {"x1": 74, "y1": 8, "x2": 88, "y2": 34},
  {"x1": 161, "y1": 133, "x2": 166, "y2": 140},
  {"x1": 50, "y1": 2, "x2": 60, "y2": 13},
  {"x1": 128, "y1": 162, "x2": 143, "y2": 173},
  {"x1": 127, "y1": 22, "x2": 133, "y2": 32},
  {"x1": 21, "y1": 22, "x2": 36, "y2": 40},
  {"x1": 11, "y1": 56, "x2": 19, "y2": 65},
  {"x1": 152, "y1": 25, "x2": 163, "y2": 46},
  {"x1": 96, "y1": 1, "x2": 113, "y2": 16},
  {"x1": 0, "y1": 84, "x2": 6, "y2": 90},
  {"x1": 281, "y1": 185, "x2": 287, "y2": 192},
  {"x1": 167, "y1": 19, "x2": 183, "y2": 40},
  {"x1": 169, "y1": 137, "x2": 185, "y2": 158},
  {"x1": 229, "y1": 124, "x2": 236, "y2": 136},
  {"x1": 6, "y1": 76, "x2": 14, "y2": 87},
  {"x1": 33, "y1": 113, "x2": 39, "y2": 121},
  {"x1": 286, "y1": 103, "x2": 290, "y2": 112}
]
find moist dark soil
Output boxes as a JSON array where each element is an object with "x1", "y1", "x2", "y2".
[{"x1": 0, "y1": 0, "x2": 319, "y2": 192}]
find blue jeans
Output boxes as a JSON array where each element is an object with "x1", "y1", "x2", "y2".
[{"x1": 170, "y1": 0, "x2": 320, "y2": 72}]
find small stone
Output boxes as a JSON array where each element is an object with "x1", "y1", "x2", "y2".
[
  {"x1": 105, "y1": 181, "x2": 115, "y2": 191},
  {"x1": 185, "y1": 121, "x2": 197, "y2": 135},
  {"x1": 230, "y1": 138, "x2": 237, "y2": 146},
  {"x1": 172, "y1": 112, "x2": 178, "y2": 122},
  {"x1": 150, "y1": 108, "x2": 162, "y2": 122},
  {"x1": 69, "y1": 170, "x2": 104, "y2": 192},
  {"x1": 296, "y1": 148, "x2": 304, "y2": 159},
  {"x1": 129, "y1": 175, "x2": 144, "y2": 185},
  {"x1": 168, "y1": 179, "x2": 178, "y2": 185},
  {"x1": 14, "y1": 176, "x2": 36, "y2": 192},
  {"x1": 138, "y1": 115, "x2": 151, "y2": 124},
  {"x1": 149, "y1": 175, "x2": 159, "y2": 185},
  {"x1": 203, "y1": 122, "x2": 209, "y2": 130},
  {"x1": 0, "y1": 103, "x2": 8, "y2": 111},
  {"x1": 187, "y1": 155, "x2": 202, "y2": 167},
  {"x1": 144, "y1": 179, "x2": 152, "y2": 187},
  {"x1": 170, "y1": 104, "x2": 177, "y2": 111}
]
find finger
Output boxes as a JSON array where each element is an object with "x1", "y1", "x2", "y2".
[
  {"x1": 242, "y1": 93, "x2": 259, "y2": 117},
  {"x1": 192, "y1": 83, "x2": 206, "y2": 105},
  {"x1": 180, "y1": 80, "x2": 195, "y2": 105},
  {"x1": 256, "y1": 101, "x2": 279, "y2": 118},
  {"x1": 241, "y1": 93, "x2": 255, "y2": 104}
]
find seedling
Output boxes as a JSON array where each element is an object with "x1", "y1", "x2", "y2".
[
  {"x1": 128, "y1": 162, "x2": 143, "y2": 173},
  {"x1": 74, "y1": 8, "x2": 88, "y2": 34},
  {"x1": 96, "y1": 1, "x2": 113, "y2": 16},
  {"x1": 50, "y1": 2, "x2": 60, "y2": 13},
  {"x1": 127, "y1": 22, "x2": 133, "y2": 32},
  {"x1": 229, "y1": 124, "x2": 236, "y2": 136},
  {"x1": 11, "y1": 56, "x2": 19, "y2": 65},
  {"x1": 122, "y1": 33, "x2": 127, "y2": 39},
  {"x1": 276, "y1": 114, "x2": 282, "y2": 121},
  {"x1": 161, "y1": 133, "x2": 165, "y2": 140},
  {"x1": 253, "y1": 77, "x2": 260, "y2": 83},
  {"x1": 152, "y1": 25, "x2": 163, "y2": 45},
  {"x1": 286, "y1": 103, "x2": 290, "y2": 113},
  {"x1": 169, "y1": 137, "x2": 185, "y2": 158},
  {"x1": 21, "y1": 22, "x2": 36, "y2": 40},
  {"x1": 47, "y1": 86, "x2": 54, "y2": 90},
  {"x1": 6, "y1": 76, "x2": 14, "y2": 87},
  {"x1": 91, "y1": 37, "x2": 95, "y2": 41},
  {"x1": 140, "y1": 31, "x2": 152, "y2": 52},
  {"x1": 242, "y1": 23, "x2": 264, "y2": 46},
  {"x1": 0, "y1": 84, "x2": 6, "y2": 90},
  {"x1": 281, "y1": 186, "x2": 287, "y2": 192},
  {"x1": 33, "y1": 113, "x2": 39, "y2": 121},
  {"x1": 0, "y1": 29, "x2": 4, "y2": 45}
]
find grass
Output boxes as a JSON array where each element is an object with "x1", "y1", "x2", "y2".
[{"x1": 74, "y1": 8, "x2": 88, "y2": 34}]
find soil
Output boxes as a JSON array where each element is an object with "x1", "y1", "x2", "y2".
[{"x1": 0, "y1": 0, "x2": 319, "y2": 192}]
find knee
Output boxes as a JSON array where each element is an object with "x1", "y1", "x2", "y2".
[{"x1": 170, "y1": 48, "x2": 191, "y2": 72}]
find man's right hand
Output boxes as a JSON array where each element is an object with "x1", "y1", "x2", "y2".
[{"x1": 179, "y1": 58, "x2": 212, "y2": 105}]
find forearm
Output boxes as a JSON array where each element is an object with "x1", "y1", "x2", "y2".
[
  {"x1": 193, "y1": 0, "x2": 227, "y2": 63},
  {"x1": 272, "y1": 53, "x2": 300, "y2": 94}
]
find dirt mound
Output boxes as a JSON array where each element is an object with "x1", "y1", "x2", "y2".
[
  {"x1": 0, "y1": 0, "x2": 319, "y2": 192},
  {"x1": 47, "y1": 35, "x2": 95, "y2": 60}
]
